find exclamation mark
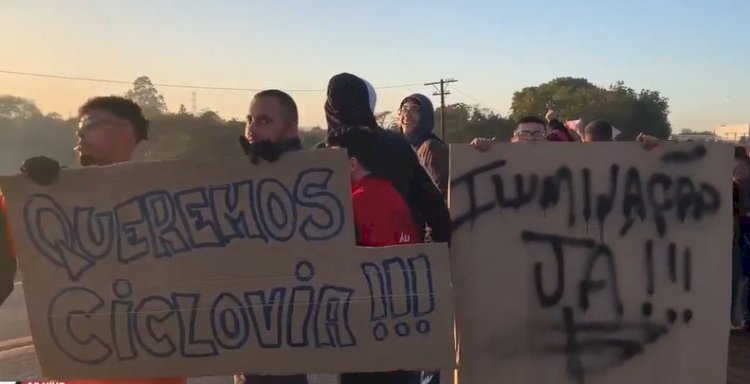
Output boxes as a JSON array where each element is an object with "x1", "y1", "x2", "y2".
[
  {"x1": 645, "y1": 240, "x2": 655, "y2": 296},
  {"x1": 683, "y1": 248, "x2": 692, "y2": 292},
  {"x1": 361, "y1": 262, "x2": 390, "y2": 341},
  {"x1": 682, "y1": 247, "x2": 694, "y2": 323},
  {"x1": 408, "y1": 254, "x2": 435, "y2": 335},
  {"x1": 667, "y1": 242, "x2": 677, "y2": 283},
  {"x1": 408, "y1": 254, "x2": 435, "y2": 316},
  {"x1": 642, "y1": 240, "x2": 655, "y2": 319},
  {"x1": 360, "y1": 263, "x2": 388, "y2": 320},
  {"x1": 384, "y1": 258, "x2": 412, "y2": 318}
]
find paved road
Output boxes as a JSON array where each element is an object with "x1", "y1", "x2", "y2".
[
  {"x1": 0, "y1": 344, "x2": 338, "y2": 383},
  {"x1": 0, "y1": 344, "x2": 232, "y2": 383}
]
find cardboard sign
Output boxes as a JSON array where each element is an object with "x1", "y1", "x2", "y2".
[
  {"x1": 0, "y1": 149, "x2": 455, "y2": 379},
  {"x1": 449, "y1": 143, "x2": 732, "y2": 384}
]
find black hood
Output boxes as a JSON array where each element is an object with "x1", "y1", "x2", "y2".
[
  {"x1": 324, "y1": 73, "x2": 378, "y2": 130},
  {"x1": 399, "y1": 93, "x2": 435, "y2": 147}
]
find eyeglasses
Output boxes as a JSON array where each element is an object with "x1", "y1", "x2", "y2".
[
  {"x1": 514, "y1": 130, "x2": 546, "y2": 140},
  {"x1": 399, "y1": 105, "x2": 422, "y2": 115},
  {"x1": 77, "y1": 117, "x2": 129, "y2": 133}
]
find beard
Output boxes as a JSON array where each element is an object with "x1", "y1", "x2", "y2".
[{"x1": 78, "y1": 154, "x2": 95, "y2": 166}]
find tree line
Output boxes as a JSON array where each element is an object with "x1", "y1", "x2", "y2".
[{"x1": 0, "y1": 76, "x2": 672, "y2": 174}]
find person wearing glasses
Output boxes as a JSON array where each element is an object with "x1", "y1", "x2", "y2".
[
  {"x1": 0, "y1": 96, "x2": 186, "y2": 384},
  {"x1": 471, "y1": 116, "x2": 660, "y2": 151},
  {"x1": 511, "y1": 116, "x2": 548, "y2": 142},
  {"x1": 398, "y1": 94, "x2": 449, "y2": 197},
  {"x1": 470, "y1": 116, "x2": 548, "y2": 151}
]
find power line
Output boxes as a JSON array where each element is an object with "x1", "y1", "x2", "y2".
[
  {"x1": 425, "y1": 78, "x2": 457, "y2": 140},
  {"x1": 0, "y1": 69, "x2": 425, "y2": 93},
  {"x1": 452, "y1": 86, "x2": 485, "y2": 105}
]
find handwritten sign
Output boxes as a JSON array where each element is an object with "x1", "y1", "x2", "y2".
[
  {"x1": 0, "y1": 150, "x2": 455, "y2": 379},
  {"x1": 449, "y1": 143, "x2": 732, "y2": 384}
]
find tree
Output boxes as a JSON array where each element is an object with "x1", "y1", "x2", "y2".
[
  {"x1": 125, "y1": 76, "x2": 167, "y2": 117},
  {"x1": 436, "y1": 103, "x2": 514, "y2": 143},
  {"x1": 199, "y1": 109, "x2": 222, "y2": 121},
  {"x1": 46, "y1": 112, "x2": 63, "y2": 120},
  {"x1": 510, "y1": 77, "x2": 672, "y2": 139},
  {"x1": 680, "y1": 129, "x2": 714, "y2": 135},
  {"x1": 177, "y1": 104, "x2": 188, "y2": 115},
  {"x1": 0, "y1": 95, "x2": 42, "y2": 119},
  {"x1": 375, "y1": 111, "x2": 393, "y2": 128},
  {"x1": 300, "y1": 126, "x2": 327, "y2": 149}
]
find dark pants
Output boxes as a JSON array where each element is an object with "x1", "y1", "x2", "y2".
[
  {"x1": 340, "y1": 371, "x2": 420, "y2": 384},
  {"x1": 241, "y1": 375, "x2": 307, "y2": 384},
  {"x1": 419, "y1": 371, "x2": 440, "y2": 384},
  {"x1": 738, "y1": 219, "x2": 750, "y2": 319}
]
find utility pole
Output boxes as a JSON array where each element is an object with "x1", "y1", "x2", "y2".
[{"x1": 425, "y1": 78, "x2": 457, "y2": 140}]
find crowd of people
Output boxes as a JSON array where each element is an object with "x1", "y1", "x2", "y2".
[{"x1": 0, "y1": 72, "x2": 726, "y2": 384}]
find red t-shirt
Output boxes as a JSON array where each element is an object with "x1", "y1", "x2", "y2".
[{"x1": 351, "y1": 175, "x2": 420, "y2": 246}]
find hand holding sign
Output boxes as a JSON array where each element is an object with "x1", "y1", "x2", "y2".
[{"x1": 0, "y1": 149, "x2": 454, "y2": 380}]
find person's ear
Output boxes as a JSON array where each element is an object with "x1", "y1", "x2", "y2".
[
  {"x1": 283, "y1": 118, "x2": 297, "y2": 133},
  {"x1": 349, "y1": 157, "x2": 362, "y2": 174}
]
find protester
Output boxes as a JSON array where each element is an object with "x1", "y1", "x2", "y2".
[
  {"x1": 469, "y1": 115, "x2": 548, "y2": 151},
  {"x1": 565, "y1": 118, "x2": 585, "y2": 138},
  {"x1": 326, "y1": 125, "x2": 420, "y2": 384},
  {"x1": 235, "y1": 89, "x2": 308, "y2": 384},
  {"x1": 583, "y1": 119, "x2": 660, "y2": 149},
  {"x1": 398, "y1": 94, "x2": 449, "y2": 196},
  {"x1": 547, "y1": 119, "x2": 578, "y2": 142},
  {"x1": 0, "y1": 96, "x2": 186, "y2": 384},
  {"x1": 322, "y1": 73, "x2": 451, "y2": 244},
  {"x1": 583, "y1": 119, "x2": 615, "y2": 142},
  {"x1": 737, "y1": 145, "x2": 749, "y2": 159},
  {"x1": 471, "y1": 117, "x2": 660, "y2": 151},
  {"x1": 238, "y1": 89, "x2": 304, "y2": 166},
  {"x1": 545, "y1": 109, "x2": 578, "y2": 142},
  {"x1": 323, "y1": 74, "x2": 450, "y2": 383},
  {"x1": 327, "y1": 126, "x2": 420, "y2": 246}
]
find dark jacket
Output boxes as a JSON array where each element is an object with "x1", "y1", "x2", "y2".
[
  {"x1": 240, "y1": 138, "x2": 307, "y2": 384},
  {"x1": 325, "y1": 73, "x2": 452, "y2": 244},
  {"x1": 400, "y1": 94, "x2": 449, "y2": 198}
]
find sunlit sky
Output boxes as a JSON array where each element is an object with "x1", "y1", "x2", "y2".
[{"x1": 1, "y1": 0, "x2": 748, "y2": 131}]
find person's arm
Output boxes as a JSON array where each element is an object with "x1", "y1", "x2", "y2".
[
  {"x1": 636, "y1": 133, "x2": 660, "y2": 150},
  {"x1": 408, "y1": 164, "x2": 452, "y2": 244},
  {"x1": 0, "y1": 200, "x2": 15, "y2": 306},
  {"x1": 470, "y1": 137, "x2": 497, "y2": 152},
  {"x1": 420, "y1": 140, "x2": 449, "y2": 197},
  {"x1": 0, "y1": 156, "x2": 62, "y2": 306}
]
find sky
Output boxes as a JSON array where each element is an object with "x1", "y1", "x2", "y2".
[{"x1": 0, "y1": 0, "x2": 748, "y2": 131}]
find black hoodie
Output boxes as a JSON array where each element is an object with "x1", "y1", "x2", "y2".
[{"x1": 324, "y1": 73, "x2": 452, "y2": 244}]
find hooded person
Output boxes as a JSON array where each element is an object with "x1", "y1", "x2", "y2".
[
  {"x1": 323, "y1": 73, "x2": 452, "y2": 244},
  {"x1": 399, "y1": 94, "x2": 449, "y2": 196}
]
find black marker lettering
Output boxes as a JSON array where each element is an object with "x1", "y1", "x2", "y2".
[
  {"x1": 620, "y1": 167, "x2": 646, "y2": 237},
  {"x1": 451, "y1": 160, "x2": 506, "y2": 229},
  {"x1": 540, "y1": 166, "x2": 576, "y2": 227}
]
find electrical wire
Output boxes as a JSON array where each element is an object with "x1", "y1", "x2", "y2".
[
  {"x1": 0, "y1": 69, "x2": 425, "y2": 93},
  {"x1": 451, "y1": 86, "x2": 486, "y2": 105}
]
